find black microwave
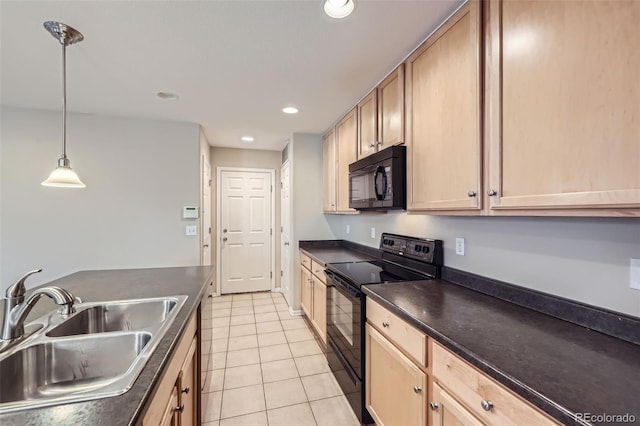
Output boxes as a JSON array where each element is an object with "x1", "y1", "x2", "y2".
[{"x1": 348, "y1": 145, "x2": 406, "y2": 211}]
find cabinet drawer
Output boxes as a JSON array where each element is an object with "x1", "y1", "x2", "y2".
[
  {"x1": 311, "y1": 260, "x2": 326, "y2": 283},
  {"x1": 366, "y1": 298, "x2": 426, "y2": 367},
  {"x1": 432, "y1": 341, "x2": 558, "y2": 426},
  {"x1": 300, "y1": 252, "x2": 311, "y2": 270}
]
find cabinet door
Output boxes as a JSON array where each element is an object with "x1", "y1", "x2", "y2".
[
  {"x1": 336, "y1": 108, "x2": 358, "y2": 213},
  {"x1": 311, "y1": 279, "x2": 326, "y2": 343},
  {"x1": 180, "y1": 337, "x2": 198, "y2": 426},
  {"x1": 378, "y1": 64, "x2": 404, "y2": 149},
  {"x1": 358, "y1": 90, "x2": 378, "y2": 159},
  {"x1": 431, "y1": 383, "x2": 484, "y2": 426},
  {"x1": 322, "y1": 129, "x2": 337, "y2": 212},
  {"x1": 159, "y1": 386, "x2": 180, "y2": 426},
  {"x1": 406, "y1": 1, "x2": 482, "y2": 211},
  {"x1": 300, "y1": 266, "x2": 312, "y2": 318},
  {"x1": 486, "y1": 0, "x2": 640, "y2": 211},
  {"x1": 365, "y1": 324, "x2": 427, "y2": 426}
]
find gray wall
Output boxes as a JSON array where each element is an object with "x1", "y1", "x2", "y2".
[
  {"x1": 325, "y1": 213, "x2": 640, "y2": 317},
  {"x1": 1, "y1": 107, "x2": 201, "y2": 291}
]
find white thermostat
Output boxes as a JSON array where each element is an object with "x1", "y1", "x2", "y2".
[{"x1": 183, "y1": 206, "x2": 199, "y2": 219}]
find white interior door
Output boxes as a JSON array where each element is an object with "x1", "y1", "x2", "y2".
[
  {"x1": 219, "y1": 169, "x2": 273, "y2": 294},
  {"x1": 280, "y1": 161, "x2": 292, "y2": 306},
  {"x1": 202, "y1": 157, "x2": 212, "y2": 266}
]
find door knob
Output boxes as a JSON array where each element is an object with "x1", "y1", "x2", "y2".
[
  {"x1": 222, "y1": 237, "x2": 228, "y2": 242},
  {"x1": 223, "y1": 228, "x2": 228, "y2": 233},
  {"x1": 284, "y1": 242, "x2": 290, "y2": 246}
]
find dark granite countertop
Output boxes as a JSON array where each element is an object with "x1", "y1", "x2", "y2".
[
  {"x1": 299, "y1": 240, "x2": 377, "y2": 266},
  {"x1": 0, "y1": 266, "x2": 214, "y2": 426},
  {"x1": 363, "y1": 280, "x2": 640, "y2": 425}
]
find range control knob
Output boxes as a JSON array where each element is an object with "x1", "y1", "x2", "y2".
[
  {"x1": 423, "y1": 246, "x2": 430, "y2": 253},
  {"x1": 415, "y1": 245, "x2": 422, "y2": 252}
]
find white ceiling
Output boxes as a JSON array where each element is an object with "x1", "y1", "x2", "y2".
[{"x1": 1, "y1": 0, "x2": 463, "y2": 151}]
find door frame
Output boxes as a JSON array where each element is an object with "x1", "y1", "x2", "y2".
[
  {"x1": 280, "y1": 160, "x2": 292, "y2": 305},
  {"x1": 201, "y1": 154, "x2": 212, "y2": 266},
  {"x1": 215, "y1": 166, "x2": 276, "y2": 295}
]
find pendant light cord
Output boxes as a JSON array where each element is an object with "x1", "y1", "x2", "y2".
[{"x1": 61, "y1": 42, "x2": 67, "y2": 160}]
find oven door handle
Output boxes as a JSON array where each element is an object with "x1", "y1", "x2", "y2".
[{"x1": 325, "y1": 270, "x2": 361, "y2": 299}]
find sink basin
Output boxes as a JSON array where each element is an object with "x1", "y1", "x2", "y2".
[
  {"x1": 47, "y1": 298, "x2": 178, "y2": 337},
  {"x1": 0, "y1": 332, "x2": 151, "y2": 405},
  {"x1": 0, "y1": 295, "x2": 188, "y2": 413}
]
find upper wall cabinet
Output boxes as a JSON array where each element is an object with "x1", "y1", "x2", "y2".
[
  {"x1": 486, "y1": 0, "x2": 640, "y2": 213},
  {"x1": 336, "y1": 108, "x2": 359, "y2": 213},
  {"x1": 406, "y1": 1, "x2": 482, "y2": 211},
  {"x1": 358, "y1": 65, "x2": 405, "y2": 160},
  {"x1": 322, "y1": 129, "x2": 337, "y2": 213}
]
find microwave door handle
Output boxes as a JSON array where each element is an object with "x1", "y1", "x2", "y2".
[{"x1": 374, "y1": 166, "x2": 388, "y2": 201}]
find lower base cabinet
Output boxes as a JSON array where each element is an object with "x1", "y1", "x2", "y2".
[
  {"x1": 431, "y1": 382, "x2": 483, "y2": 426},
  {"x1": 142, "y1": 313, "x2": 199, "y2": 425},
  {"x1": 365, "y1": 324, "x2": 427, "y2": 426}
]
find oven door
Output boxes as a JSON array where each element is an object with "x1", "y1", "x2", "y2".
[{"x1": 325, "y1": 270, "x2": 363, "y2": 379}]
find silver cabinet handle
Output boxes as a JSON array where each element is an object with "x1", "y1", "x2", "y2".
[
  {"x1": 382, "y1": 321, "x2": 390, "y2": 328},
  {"x1": 175, "y1": 404, "x2": 185, "y2": 413},
  {"x1": 369, "y1": 143, "x2": 376, "y2": 148},
  {"x1": 413, "y1": 385, "x2": 422, "y2": 393},
  {"x1": 376, "y1": 141, "x2": 382, "y2": 146},
  {"x1": 181, "y1": 386, "x2": 190, "y2": 394},
  {"x1": 481, "y1": 399, "x2": 494, "y2": 411},
  {"x1": 429, "y1": 402, "x2": 439, "y2": 411},
  {"x1": 488, "y1": 189, "x2": 497, "y2": 196},
  {"x1": 468, "y1": 191, "x2": 477, "y2": 197}
]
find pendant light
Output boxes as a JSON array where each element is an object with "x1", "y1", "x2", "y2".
[{"x1": 41, "y1": 21, "x2": 86, "y2": 188}]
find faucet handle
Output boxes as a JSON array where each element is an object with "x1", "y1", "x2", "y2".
[{"x1": 6, "y1": 269, "x2": 43, "y2": 298}]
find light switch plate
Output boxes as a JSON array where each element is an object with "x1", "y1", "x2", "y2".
[
  {"x1": 456, "y1": 238, "x2": 465, "y2": 256},
  {"x1": 370, "y1": 227, "x2": 376, "y2": 239},
  {"x1": 186, "y1": 225, "x2": 197, "y2": 236},
  {"x1": 631, "y1": 258, "x2": 640, "y2": 290},
  {"x1": 346, "y1": 224, "x2": 350, "y2": 234}
]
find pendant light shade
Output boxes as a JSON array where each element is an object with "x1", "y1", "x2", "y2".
[{"x1": 41, "y1": 21, "x2": 86, "y2": 188}]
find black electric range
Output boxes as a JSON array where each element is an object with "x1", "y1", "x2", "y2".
[{"x1": 324, "y1": 233, "x2": 443, "y2": 424}]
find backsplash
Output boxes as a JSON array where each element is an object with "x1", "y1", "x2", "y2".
[{"x1": 323, "y1": 212, "x2": 640, "y2": 318}]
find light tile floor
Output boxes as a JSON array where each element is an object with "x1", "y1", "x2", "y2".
[{"x1": 202, "y1": 291, "x2": 360, "y2": 426}]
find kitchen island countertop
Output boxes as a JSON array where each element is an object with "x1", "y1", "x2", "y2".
[{"x1": 0, "y1": 266, "x2": 214, "y2": 426}]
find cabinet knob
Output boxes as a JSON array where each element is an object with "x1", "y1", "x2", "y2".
[
  {"x1": 467, "y1": 191, "x2": 477, "y2": 197},
  {"x1": 481, "y1": 399, "x2": 494, "y2": 411},
  {"x1": 429, "y1": 402, "x2": 439, "y2": 411},
  {"x1": 181, "y1": 386, "x2": 190, "y2": 394},
  {"x1": 369, "y1": 143, "x2": 376, "y2": 148},
  {"x1": 382, "y1": 321, "x2": 390, "y2": 328},
  {"x1": 413, "y1": 385, "x2": 422, "y2": 393},
  {"x1": 175, "y1": 404, "x2": 185, "y2": 413},
  {"x1": 488, "y1": 189, "x2": 497, "y2": 196}
]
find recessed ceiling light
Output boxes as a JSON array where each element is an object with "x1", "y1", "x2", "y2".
[
  {"x1": 282, "y1": 106, "x2": 299, "y2": 114},
  {"x1": 323, "y1": 0, "x2": 355, "y2": 19},
  {"x1": 156, "y1": 91, "x2": 179, "y2": 100},
  {"x1": 241, "y1": 136, "x2": 254, "y2": 142}
]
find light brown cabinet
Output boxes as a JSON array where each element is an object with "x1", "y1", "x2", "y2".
[
  {"x1": 405, "y1": 0, "x2": 482, "y2": 212},
  {"x1": 322, "y1": 129, "x2": 337, "y2": 213},
  {"x1": 358, "y1": 65, "x2": 405, "y2": 160},
  {"x1": 485, "y1": 0, "x2": 640, "y2": 213},
  {"x1": 430, "y1": 340, "x2": 558, "y2": 426},
  {"x1": 143, "y1": 314, "x2": 199, "y2": 426},
  {"x1": 365, "y1": 298, "x2": 427, "y2": 426},
  {"x1": 335, "y1": 108, "x2": 358, "y2": 213},
  {"x1": 299, "y1": 252, "x2": 327, "y2": 343}
]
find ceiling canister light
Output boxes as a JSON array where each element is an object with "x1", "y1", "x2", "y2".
[
  {"x1": 323, "y1": 0, "x2": 355, "y2": 19},
  {"x1": 282, "y1": 106, "x2": 299, "y2": 114},
  {"x1": 41, "y1": 21, "x2": 86, "y2": 188}
]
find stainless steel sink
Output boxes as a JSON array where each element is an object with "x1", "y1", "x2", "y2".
[
  {"x1": 47, "y1": 298, "x2": 178, "y2": 337},
  {"x1": 0, "y1": 295, "x2": 188, "y2": 413}
]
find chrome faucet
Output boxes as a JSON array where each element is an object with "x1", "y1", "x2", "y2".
[{"x1": 1, "y1": 269, "x2": 76, "y2": 341}]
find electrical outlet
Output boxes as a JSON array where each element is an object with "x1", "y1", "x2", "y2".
[
  {"x1": 370, "y1": 227, "x2": 376, "y2": 239},
  {"x1": 631, "y1": 258, "x2": 640, "y2": 290},
  {"x1": 455, "y1": 238, "x2": 465, "y2": 256},
  {"x1": 346, "y1": 224, "x2": 350, "y2": 234},
  {"x1": 186, "y1": 225, "x2": 197, "y2": 236}
]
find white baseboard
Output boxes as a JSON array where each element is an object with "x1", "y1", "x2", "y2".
[{"x1": 288, "y1": 308, "x2": 303, "y2": 316}]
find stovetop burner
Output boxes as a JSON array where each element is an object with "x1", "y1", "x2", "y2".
[{"x1": 327, "y1": 260, "x2": 432, "y2": 287}]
